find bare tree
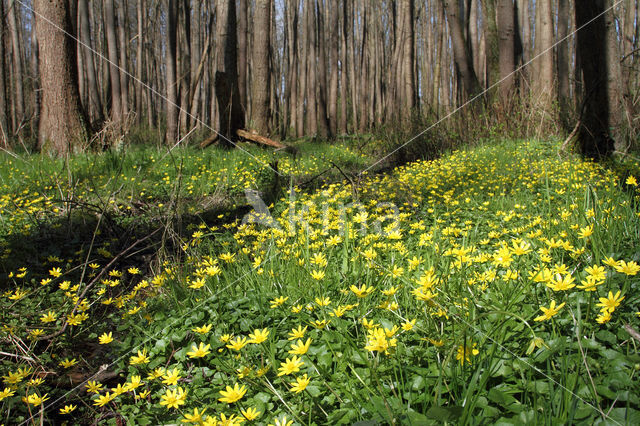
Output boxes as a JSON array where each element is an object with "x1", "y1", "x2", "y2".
[
  {"x1": 215, "y1": 0, "x2": 244, "y2": 145},
  {"x1": 497, "y1": 0, "x2": 520, "y2": 104},
  {"x1": 251, "y1": 0, "x2": 272, "y2": 135},
  {"x1": 532, "y1": 0, "x2": 555, "y2": 125},
  {"x1": 166, "y1": 0, "x2": 179, "y2": 143},
  {"x1": 237, "y1": 0, "x2": 248, "y2": 111},
  {"x1": 8, "y1": 0, "x2": 25, "y2": 130},
  {"x1": 79, "y1": 0, "x2": 103, "y2": 123},
  {"x1": 34, "y1": 0, "x2": 88, "y2": 155},
  {"x1": 575, "y1": 0, "x2": 613, "y2": 158},
  {"x1": 328, "y1": 0, "x2": 339, "y2": 136},
  {"x1": 0, "y1": 0, "x2": 9, "y2": 147},
  {"x1": 104, "y1": 0, "x2": 122, "y2": 123}
]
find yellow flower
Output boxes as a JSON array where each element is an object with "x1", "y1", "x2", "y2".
[
  {"x1": 85, "y1": 380, "x2": 103, "y2": 393},
  {"x1": 189, "y1": 277, "x2": 206, "y2": 289},
  {"x1": 585, "y1": 265, "x2": 607, "y2": 281},
  {"x1": 288, "y1": 325, "x2": 307, "y2": 340},
  {"x1": 534, "y1": 300, "x2": 566, "y2": 321},
  {"x1": 248, "y1": 328, "x2": 269, "y2": 344},
  {"x1": 596, "y1": 290, "x2": 624, "y2": 313},
  {"x1": 602, "y1": 257, "x2": 619, "y2": 267},
  {"x1": 315, "y1": 296, "x2": 331, "y2": 306},
  {"x1": 270, "y1": 296, "x2": 288, "y2": 308},
  {"x1": 218, "y1": 383, "x2": 247, "y2": 404},
  {"x1": 59, "y1": 404, "x2": 77, "y2": 414},
  {"x1": 23, "y1": 392, "x2": 49, "y2": 406},
  {"x1": 159, "y1": 386, "x2": 187, "y2": 409},
  {"x1": 577, "y1": 224, "x2": 594, "y2": 239},
  {"x1": 626, "y1": 175, "x2": 638, "y2": 186},
  {"x1": 350, "y1": 284, "x2": 375, "y2": 298},
  {"x1": 288, "y1": 338, "x2": 312, "y2": 355},
  {"x1": 456, "y1": 342, "x2": 479, "y2": 365},
  {"x1": 49, "y1": 267, "x2": 62, "y2": 277},
  {"x1": 310, "y1": 269, "x2": 325, "y2": 280},
  {"x1": 125, "y1": 375, "x2": 143, "y2": 391},
  {"x1": 130, "y1": 348, "x2": 150, "y2": 365},
  {"x1": 241, "y1": 406, "x2": 261, "y2": 420},
  {"x1": 546, "y1": 274, "x2": 576, "y2": 291},
  {"x1": 162, "y1": 368, "x2": 181, "y2": 386},
  {"x1": 402, "y1": 319, "x2": 417, "y2": 331},
  {"x1": 596, "y1": 310, "x2": 612, "y2": 324},
  {"x1": 0, "y1": 387, "x2": 16, "y2": 402},
  {"x1": 181, "y1": 407, "x2": 206, "y2": 423},
  {"x1": 99, "y1": 332, "x2": 114, "y2": 344},
  {"x1": 226, "y1": 336, "x2": 249, "y2": 351},
  {"x1": 614, "y1": 260, "x2": 640, "y2": 276},
  {"x1": 277, "y1": 356, "x2": 304, "y2": 376},
  {"x1": 59, "y1": 358, "x2": 78, "y2": 368},
  {"x1": 289, "y1": 374, "x2": 311, "y2": 393},
  {"x1": 311, "y1": 319, "x2": 330, "y2": 329},
  {"x1": 187, "y1": 342, "x2": 212, "y2": 358},
  {"x1": 93, "y1": 392, "x2": 114, "y2": 407},
  {"x1": 40, "y1": 311, "x2": 57, "y2": 323},
  {"x1": 192, "y1": 323, "x2": 212, "y2": 334},
  {"x1": 269, "y1": 416, "x2": 294, "y2": 426}
]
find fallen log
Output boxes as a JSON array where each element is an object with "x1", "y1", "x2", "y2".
[
  {"x1": 236, "y1": 129, "x2": 286, "y2": 149},
  {"x1": 199, "y1": 134, "x2": 219, "y2": 149}
]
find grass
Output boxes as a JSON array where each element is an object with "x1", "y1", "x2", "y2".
[{"x1": 1, "y1": 138, "x2": 640, "y2": 425}]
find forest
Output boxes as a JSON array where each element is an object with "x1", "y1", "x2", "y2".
[{"x1": 1, "y1": 0, "x2": 640, "y2": 425}]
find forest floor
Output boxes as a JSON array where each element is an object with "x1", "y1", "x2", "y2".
[{"x1": 1, "y1": 138, "x2": 640, "y2": 425}]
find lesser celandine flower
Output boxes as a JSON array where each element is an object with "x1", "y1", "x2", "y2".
[
  {"x1": 218, "y1": 383, "x2": 247, "y2": 404},
  {"x1": 456, "y1": 342, "x2": 479, "y2": 365},
  {"x1": 596, "y1": 290, "x2": 624, "y2": 313},
  {"x1": 226, "y1": 336, "x2": 248, "y2": 351},
  {"x1": 288, "y1": 338, "x2": 312, "y2": 355},
  {"x1": 192, "y1": 323, "x2": 212, "y2": 334},
  {"x1": 614, "y1": 260, "x2": 640, "y2": 276},
  {"x1": 248, "y1": 328, "x2": 269, "y2": 344},
  {"x1": 288, "y1": 325, "x2": 307, "y2": 340},
  {"x1": 130, "y1": 349, "x2": 150, "y2": 365},
  {"x1": 159, "y1": 387, "x2": 187, "y2": 409},
  {"x1": 99, "y1": 332, "x2": 114, "y2": 344},
  {"x1": 161, "y1": 368, "x2": 181, "y2": 385},
  {"x1": 534, "y1": 300, "x2": 565, "y2": 321},
  {"x1": 241, "y1": 407, "x2": 261, "y2": 420},
  {"x1": 289, "y1": 374, "x2": 311, "y2": 393},
  {"x1": 277, "y1": 356, "x2": 304, "y2": 376},
  {"x1": 0, "y1": 387, "x2": 16, "y2": 401},
  {"x1": 187, "y1": 342, "x2": 211, "y2": 358}
]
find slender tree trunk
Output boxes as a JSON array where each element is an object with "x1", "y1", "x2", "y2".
[
  {"x1": 0, "y1": 0, "x2": 9, "y2": 147},
  {"x1": 497, "y1": 0, "x2": 517, "y2": 105},
  {"x1": 251, "y1": 0, "x2": 272, "y2": 135},
  {"x1": 328, "y1": 0, "x2": 339, "y2": 136},
  {"x1": 135, "y1": 0, "x2": 144, "y2": 124},
  {"x1": 296, "y1": 0, "x2": 307, "y2": 136},
  {"x1": 482, "y1": 0, "x2": 499, "y2": 96},
  {"x1": 316, "y1": 0, "x2": 331, "y2": 138},
  {"x1": 339, "y1": 0, "x2": 348, "y2": 133},
  {"x1": 178, "y1": 0, "x2": 191, "y2": 133},
  {"x1": 104, "y1": 0, "x2": 122, "y2": 123},
  {"x1": 166, "y1": 0, "x2": 179, "y2": 143},
  {"x1": 305, "y1": 0, "x2": 317, "y2": 135},
  {"x1": 237, "y1": 0, "x2": 248, "y2": 111},
  {"x1": 557, "y1": 0, "x2": 571, "y2": 129},
  {"x1": 79, "y1": 0, "x2": 103, "y2": 123},
  {"x1": 398, "y1": 0, "x2": 416, "y2": 119},
  {"x1": 35, "y1": 0, "x2": 88, "y2": 155},
  {"x1": 8, "y1": 0, "x2": 25, "y2": 129},
  {"x1": 215, "y1": 0, "x2": 244, "y2": 145},
  {"x1": 116, "y1": 0, "x2": 129, "y2": 118},
  {"x1": 533, "y1": 0, "x2": 555, "y2": 125},
  {"x1": 575, "y1": 0, "x2": 613, "y2": 159},
  {"x1": 442, "y1": 0, "x2": 481, "y2": 101}
]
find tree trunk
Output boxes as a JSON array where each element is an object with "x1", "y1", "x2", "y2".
[
  {"x1": 79, "y1": 0, "x2": 103, "y2": 123},
  {"x1": 34, "y1": 0, "x2": 88, "y2": 155},
  {"x1": 166, "y1": 0, "x2": 179, "y2": 143},
  {"x1": 116, "y1": 0, "x2": 129, "y2": 117},
  {"x1": 251, "y1": 0, "x2": 272, "y2": 135},
  {"x1": 305, "y1": 0, "x2": 317, "y2": 135},
  {"x1": 557, "y1": 0, "x2": 571, "y2": 130},
  {"x1": 497, "y1": 0, "x2": 517, "y2": 105},
  {"x1": 328, "y1": 0, "x2": 339, "y2": 136},
  {"x1": 441, "y1": 0, "x2": 481, "y2": 101},
  {"x1": 482, "y1": 0, "x2": 499, "y2": 96},
  {"x1": 0, "y1": 0, "x2": 9, "y2": 147},
  {"x1": 215, "y1": 0, "x2": 244, "y2": 145},
  {"x1": 104, "y1": 0, "x2": 122, "y2": 123},
  {"x1": 135, "y1": 0, "x2": 144, "y2": 124},
  {"x1": 575, "y1": 0, "x2": 613, "y2": 159},
  {"x1": 315, "y1": 0, "x2": 331, "y2": 138},
  {"x1": 8, "y1": 0, "x2": 25, "y2": 129},
  {"x1": 237, "y1": 0, "x2": 248, "y2": 110},
  {"x1": 533, "y1": 0, "x2": 555, "y2": 124},
  {"x1": 339, "y1": 0, "x2": 348, "y2": 133},
  {"x1": 178, "y1": 0, "x2": 191, "y2": 133},
  {"x1": 398, "y1": 0, "x2": 416, "y2": 119}
]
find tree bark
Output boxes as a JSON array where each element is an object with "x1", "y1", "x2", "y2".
[
  {"x1": 497, "y1": 0, "x2": 517, "y2": 104},
  {"x1": 135, "y1": 0, "x2": 144, "y2": 124},
  {"x1": 251, "y1": 0, "x2": 272, "y2": 135},
  {"x1": 328, "y1": 0, "x2": 339, "y2": 136},
  {"x1": 166, "y1": 0, "x2": 179, "y2": 143},
  {"x1": 8, "y1": 0, "x2": 25, "y2": 129},
  {"x1": 79, "y1": 0, "x2": 103, "y2": 123},
  {"x1": 441, "y1": 0, "x2": 481, "y2": 101},
  {"x1": 575, "y1": 0, "x2": 613, "y2": 159},
  {"x1": 34, "y1": 0, "x2": 88, "y2": 155},
  {"x1": 116, "y1": 0, "x2": 129, "y2": 117},
  {"x1": 104, "y1": 0, "x2": 122, "y2": 123},
  {"x1": 237, "y1": 0, "x2": 248, "y2": 110},
  {"x1": 315, "y1": 0, "x2": 331, "y2": 138},
  {"x1": 557, "y1": 0, "x2": 571, "y2": 129},
  {"x1": 0, "y1": 0, "x2": 9, "y2": 147},
  {"x1": 214, "y1": 0, "x2": 244, "y2": 146},
  {"x1": 533, "y1": 0, "x2": 555, "y2": 123}
]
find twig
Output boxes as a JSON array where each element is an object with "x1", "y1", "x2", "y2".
[
  {"x1": 0, "y1": 351, "x2": 35, "y2": 362},
  {"x1": 624, "y1": 324, "x2": 640, "y2": 343}
]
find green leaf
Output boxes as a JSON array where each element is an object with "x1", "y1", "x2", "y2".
[{"x1": 425, "y1": 406, "x2": 463, "y2": 422}]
